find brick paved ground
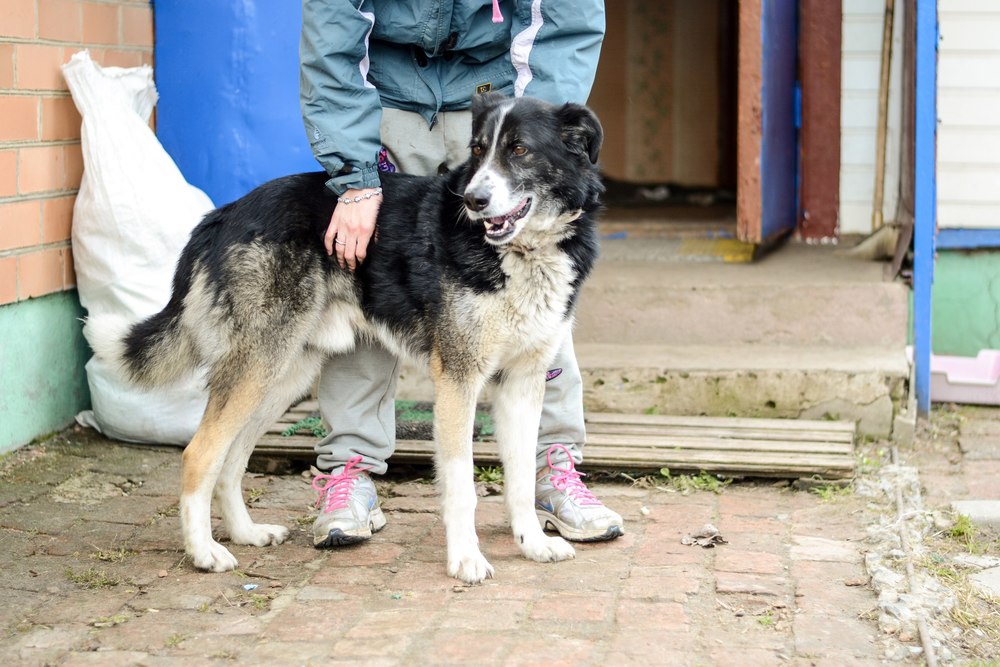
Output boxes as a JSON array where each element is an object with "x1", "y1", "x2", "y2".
[
  {"x1": 3, "y1": 418, "x2": 980, "y2": 666},
  {"x1": 912, "y1": 406, "x2": 1000, "y2": 513}
]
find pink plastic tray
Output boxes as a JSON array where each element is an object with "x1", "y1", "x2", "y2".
[{"x1": 928, "y1": 350, "x2": 1000, "y2": 405}]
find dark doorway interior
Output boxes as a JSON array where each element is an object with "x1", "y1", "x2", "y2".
[{"x1": 589, "y1": 1, "x2": 739, "y2": 231}]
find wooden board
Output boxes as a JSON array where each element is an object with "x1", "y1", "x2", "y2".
[{"x1": 256, "y1": 407, "x2": 856, "y2": 480}]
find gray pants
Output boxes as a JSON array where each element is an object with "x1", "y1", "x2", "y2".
[{"x1": 315, "y1": 109, "x2": 586, "y2": 474}]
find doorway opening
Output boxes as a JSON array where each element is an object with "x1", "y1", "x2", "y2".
[{"x1": 589, "y1": 2, "x2": 739, "y2": 244}]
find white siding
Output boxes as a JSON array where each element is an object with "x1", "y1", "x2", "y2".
[
  {"x1": 937, "y1": 0, "x2": 1000, "y2": 229},
  {"x1": 839, "y1": 0, "x2": 905, "y2": 235}
]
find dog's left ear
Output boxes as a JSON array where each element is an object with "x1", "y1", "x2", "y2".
[{"x1": 557, "y1": 103, "x2": 603, "y2": 164}]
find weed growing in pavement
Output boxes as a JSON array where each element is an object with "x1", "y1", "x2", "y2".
[
  {"x1": 91, "y1": 547, "x2": 137, "y2": 563},
  {"x1": 209, "y1": 651, "x2": 238, "y2": 661},
  {"x1": 660, "y1": 468, "x2": 731, "y2": 495},
  {"x1": 623, "y1": 468, "x2": 732, "y2": 494},
  {"x1": 245, "y1": 487, "x2": 266, "y2": 504},
  {"x1": 156, "y1": 503, "x2": 180, "y2": 518},
  {"x1": 233, "y1": 591, "x2": 277, "y2": 613},
  {"x1": 249, "y1": 594, "x2": 272, "y2": 611},
  {"x1": 920, "y1": 553, "x2": 961, "y2": 583},
  {"x1": 66, "y1": 567, "x2": 131, "y2": 589},
  {"x1": 226, "y1": 586, "x2": 278, "y2": 613},
  {"x1": 12, "y1": 619, "x2": 39, "y2": 635},
  {"x1": 757, "y1": 609, "x2": 776, "y2": 628},
  {"x1": 857, "y1": 605, "x2": 879, "y2": 622},
  {"x1": 90, "y1": 613, "x2": 129, "y2": 628},
  {"x1": 945, "y1": 515, "x2": 1000, "y2": 556},
  {"x1": 164, "y1": 633, "x2": 187, "y2": 648},
  {"x1": 919, "y1": 520, "x2": 1000, "y2": 661},
  {"x1": 857, "y1": 444, "x2": 890, "y2": 473},
  {"x1": 949, "y1": 514, "x2": 976, "y2": 543},
  {"x1": 809, "y1": 484, "x2": 853, "y2": 502},
  {"x1": 474, "y1": 465, "x2": 504, "y2": 485},
  {"x1": 919, "y1": 554, "x2": 1000, "y2": 659}
]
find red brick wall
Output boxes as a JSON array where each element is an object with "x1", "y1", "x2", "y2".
[{"x1": 0, "y1": 0, "x2": 153, "y2": 306}]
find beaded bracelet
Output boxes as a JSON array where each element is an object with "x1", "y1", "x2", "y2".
[{"x1": 337, "y1": 187, "x2": 383, "y2": 204}]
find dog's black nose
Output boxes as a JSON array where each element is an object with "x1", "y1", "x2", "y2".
[{"x1": 464, "y1": 188, "x2": 491, "y2": 212}]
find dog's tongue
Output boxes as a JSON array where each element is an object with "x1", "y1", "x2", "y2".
[
  {"x1": 485, "y1": 218, "x2": 513, "y2": 237},
  {"x1": 484, "y1": 199, "x2": 527, "y2": 236}
]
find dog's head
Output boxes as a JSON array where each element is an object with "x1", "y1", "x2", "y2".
[{"x1": 462, "y1": 93, "x2": 604, "y2": 246}]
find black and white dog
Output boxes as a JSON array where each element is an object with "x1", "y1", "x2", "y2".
[{"x1": 84, "y1": 93, "x2": 604, "y2": 584}]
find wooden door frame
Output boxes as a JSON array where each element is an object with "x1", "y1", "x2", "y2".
[
  {"x1": 798, "y1": 0, "x2": 842, "y2": 241},
  {"x1": 737, "y1": 0, "x2": 842, "y2": 244},
  {"x1": 737, "y1": 0, "x2": 765, "y2": 244}
]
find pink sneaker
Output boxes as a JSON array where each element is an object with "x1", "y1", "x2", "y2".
[
  {"x1": 312, "y1": 456, "x2": 386, "y2": 547},
  {"x1": 535, "y1": 444, "x2": 624, "y2": 542}
]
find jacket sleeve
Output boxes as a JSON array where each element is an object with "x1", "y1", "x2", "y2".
[
  {"x1": 300, "y1": 0, "x2": 383, "y2": 195},
  {"x1": 510, "y1": 0, "x2": 606, "y2": 105}
]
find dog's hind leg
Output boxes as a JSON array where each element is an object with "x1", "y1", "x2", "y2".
[
  {"x1": 213, "y1": 353, "x2": 323, "y2": 549},
  {"x1": 181, "y1": 374, "x2": 271, "y2": 572},
  {"x1": 492, "y1": 366, "x2": 576, "y2": 564},
  {"x1": 430, "y1": 352, "x2": 493, "y2": 584}
]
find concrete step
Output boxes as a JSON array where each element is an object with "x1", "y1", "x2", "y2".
[
  {"x1": 576, "y1": 240, "x2": 909, "y2": 347},
  {"x1": 395, "y1": 344, "x2": 909, "y2": 440},
  {"x1": 395, "y1": 241, "x2": 911, "y2": 440},
  {"x1": 575, "y1": 343, "x2": 909, "y2": 438}
]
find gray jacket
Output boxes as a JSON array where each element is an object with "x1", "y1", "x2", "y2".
[{"x1": 300, "y1": 0, "x2": 605, "y2": 194}]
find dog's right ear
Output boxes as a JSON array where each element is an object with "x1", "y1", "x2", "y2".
[{"x1": 472, "y1": 91, "x2": 508, "y2": 117}]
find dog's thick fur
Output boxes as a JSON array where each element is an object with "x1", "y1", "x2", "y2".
[{"x1": 84, "y1": 94, "x2": 603, "y2": 584}]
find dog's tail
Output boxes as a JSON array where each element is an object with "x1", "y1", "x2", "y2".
[{"x1": 84, "y1": 302, "x2": 197, "y2": 388}]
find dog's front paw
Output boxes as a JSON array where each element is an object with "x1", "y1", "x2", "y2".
[
  {"x1": 448, "y1": 549, "x2": 495, "y2": 585},
  {"x1": 229, "y1": 523, "x2": 289, "y2": 547},
  {"x1": 521, "y1": 534, "x2": 576, "y2": 563},
  {"x1": 189, "y1": 540, "x2": 239, "y2": 572}
]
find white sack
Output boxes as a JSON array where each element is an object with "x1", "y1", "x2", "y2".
[{"x1": 63, "y1": 50, "x2": 210, "y2": 445}]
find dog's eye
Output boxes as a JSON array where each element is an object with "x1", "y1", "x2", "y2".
[
  {"x1": 512, "y1": 145, "x2": 528, "y2": 157},
  {"x1": 471, "y1": 145, "x2": 483, "y2": 157}
]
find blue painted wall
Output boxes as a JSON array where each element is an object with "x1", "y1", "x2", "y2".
[{"x1": 154, "y1": 1, "x2": 319, "y2": 207}]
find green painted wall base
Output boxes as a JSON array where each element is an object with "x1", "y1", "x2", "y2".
[
  {"x1": 0, "y1": 292, "x2": 91, "y2": 454},
  {"x1": 932, "y1": 249, "x2": 1000, "y2": 357}
]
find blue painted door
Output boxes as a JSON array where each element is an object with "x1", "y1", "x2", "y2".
[
  {"x1": 154, "y1": 1, "x2": 316, "y2": 207},
  {"x1": 748, "y1": 0, "x2": 799, "y2": 244}
]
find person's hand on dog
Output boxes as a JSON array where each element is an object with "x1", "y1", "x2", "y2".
[{"x1": 326, "y1": 188, "x2": 381, "y2": 271}]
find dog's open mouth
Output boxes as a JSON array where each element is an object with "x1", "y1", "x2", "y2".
[{"x1": 483, "y1": 198, "x2": 531, "y2": 240}]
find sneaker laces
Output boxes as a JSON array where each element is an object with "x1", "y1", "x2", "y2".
[
  {"x1": 312, "y1": 456, "x2": 370, "y2": 513},
  {"x1": 544, "y1": 444, "x2": 601, "y2": 507}
]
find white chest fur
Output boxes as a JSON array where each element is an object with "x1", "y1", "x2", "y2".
[
  {"x1": 453, "y1": 242, "x2": 578, "y2": 369},
  {"x1": 499, "y1": 243, "x2": 577, "y2": 327}
]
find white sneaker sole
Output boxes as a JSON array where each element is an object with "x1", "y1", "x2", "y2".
[
  {"x1": 536, "y1": 509, "x2": 624, "y2": 542},
  {"x1": 314, "y1": 506, "x2": 387, "y2": 548}
]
